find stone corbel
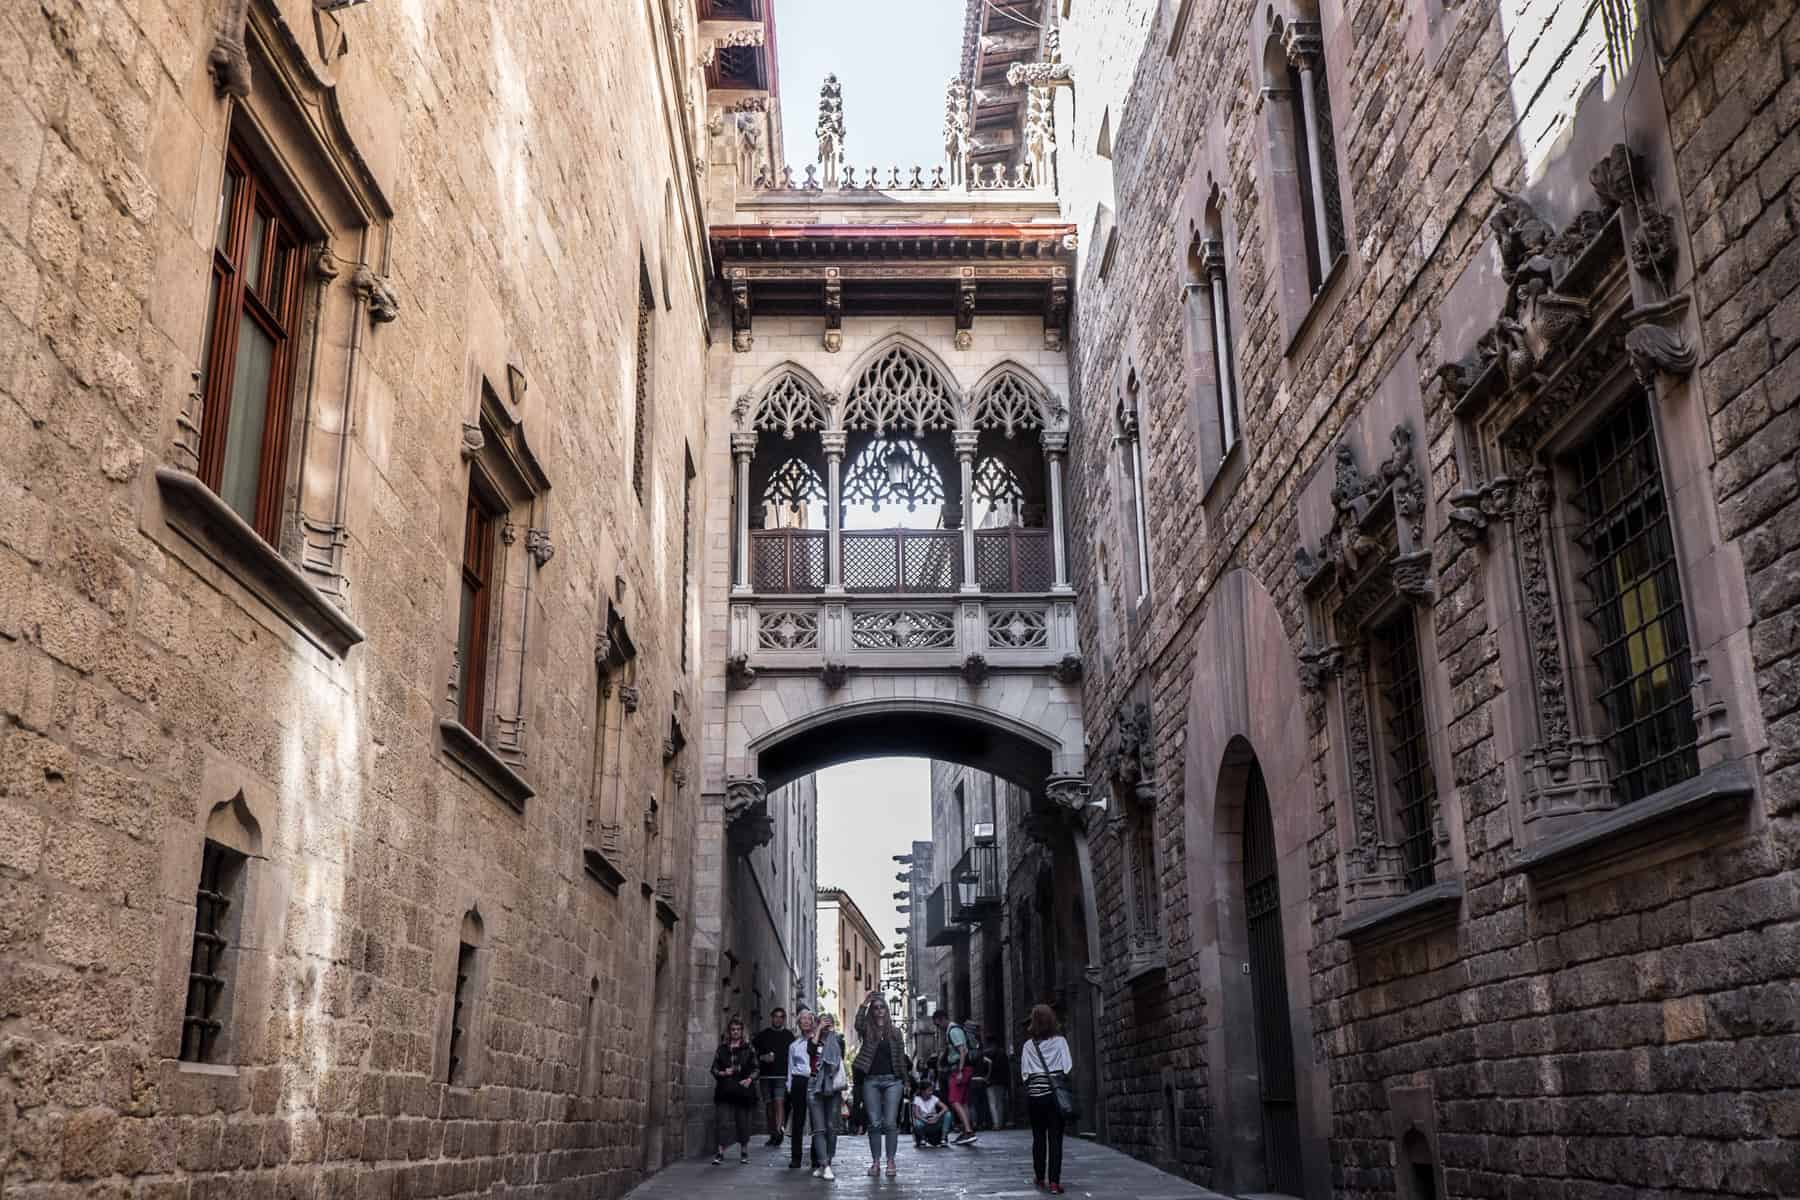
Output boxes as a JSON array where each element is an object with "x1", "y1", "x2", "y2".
[
  {"x1": 823, "y1": 272, "x2": 842, "y2": 352},
  {"x1": 460, "y1": 422, "x2": 484, "y2": 461},
  {"x1": 525, "y1": 528, "x2": 554, "y2": 567},
  {"x1": 960, "y1": 654, "x2": 990, "y2": 686},
  {"x1": 1445, "y1": 476, "x2": 1514, "y2": 546},
  {"x1": 730, "y1": 272, "x2": 753, "y2": 352},
  {"x1": 618, "y1": 684, "x2": 641, "y2": 714},
  {"x1": 1281, "y1": 19, "x2": 1324, "y2": 69},
  {"x1": 1297, "y1": 641, "x2": 1344, "y2": 692},
  {"x1": 955, "y1": 275, "x2": 977, "y2": 351},
  {"x1": 1624, "y1": 295, "x2": 1697, "y2": 385},
  {"x1": 818, "y1": 660, "x2": 853, "y2": 690},
  {"x1": 1051, "y1": 653, "x2": 1083, "y2": 684},
  {"x1": 726, "y1": 653, "x2": 756, "y2": 690},
  {"x1": 209, "y1": 0, "x2": 253, "y2": 97},
  {"x1": 594, "y1": 632, "x2": 613, "y2": 671},
  {"x1": 351, "y1": 264, "x2": 399, "y2": 324},
  {"x1": 724, "y1": 775, "x2": 775, "y2": 854},
  {"x1": 1045, "y1": 272, "x2": 1069, "y2": 351}
]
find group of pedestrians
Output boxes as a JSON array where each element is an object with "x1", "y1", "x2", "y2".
[{"x1": 710, "y1": 995, "x2": 1075, "y2": 1193}]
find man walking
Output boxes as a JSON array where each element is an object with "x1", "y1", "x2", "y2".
[
  {"x1": 753, "y1": 1007, "x2": 796, "y2": 1146},
  {"x1": 931, "y1": 1010, "x2": 979, "y2": 1145}
]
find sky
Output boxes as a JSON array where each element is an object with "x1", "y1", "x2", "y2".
[
  {"x1": 771, "y1": 0, "x2": 966, "y2": 173},
  {"x1": 814, "y1": 758, "x2": 933, "y2": 997},
  {"x1": 772, "y1": 2, "x2": 969, "y2": 1001}
]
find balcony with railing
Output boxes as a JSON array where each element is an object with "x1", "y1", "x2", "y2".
[
  {"x1": 951, "y1": 843, "x2": 1003, "y2": 923},
  {"x1": 924, "y1": 881, "x2": 965, "y2": 947}
]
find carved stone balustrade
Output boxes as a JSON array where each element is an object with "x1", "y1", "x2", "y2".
[{"x1": 730, "y1": 593, "x2": 1077, "y2": 676}]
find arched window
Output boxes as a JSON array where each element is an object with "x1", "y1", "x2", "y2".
[
  {"x1": 1117, "y1": 368, "x2": 1152, "y2": 602},
  {"x1": 1263, "y1": 8, "x2": 1347, "y2": 317},
  {"x1": 1186, "y1": 184, "x2": 1241, "y2": 462}
]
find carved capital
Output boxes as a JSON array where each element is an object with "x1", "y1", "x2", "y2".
[
  {"x1": 1282, "y1": 20, "x2": 1324, "y2": 69},
  {"x1": 731, "y1": 430, "x2": 760, "y2": 459},
  {"x1": 1199, "y1": 238, "x2": 1227, "y2": 281}
]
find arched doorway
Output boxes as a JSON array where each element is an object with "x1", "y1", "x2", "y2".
[{"x1": 1243, "y1": 759, "x2": 1303, "y2": 1194}]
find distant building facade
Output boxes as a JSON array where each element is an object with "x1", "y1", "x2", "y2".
[{"x1": 815, "y1": 887, "x2": 884, "y2": 1026}]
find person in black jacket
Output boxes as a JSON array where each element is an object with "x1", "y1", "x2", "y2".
[
  {"x1": 711, "y1": 1017, "x2": 760, "y2": 1165},
  {"x1": 752, "y1": 1008, "x2": 796, "y2": 1145}
]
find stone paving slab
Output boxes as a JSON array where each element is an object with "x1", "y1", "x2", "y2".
[{"x1": 626, "y1": 1130, "x2": 1230, "y2": 1199}]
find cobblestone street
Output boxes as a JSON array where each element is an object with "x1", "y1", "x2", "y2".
[{"x1": 624, "y1": 1131, "x2": 1226, "y2": 1199}]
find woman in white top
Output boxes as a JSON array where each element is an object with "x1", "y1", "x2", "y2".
[
  {"x1": 786, "y1": 1010, "x2": 817, "y2": 1170},
  {"x1": 1021, "y1": 1003, "x2": 1073, "y2": 1194}
]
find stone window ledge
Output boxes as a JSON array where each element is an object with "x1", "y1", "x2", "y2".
[
  {"x1": 437, "y1": 719, "x2": 533, "y2": 811},
  {"x1": 1200, "y1": 434, "x2": 1245, "y2": 510},
  {"x1": 1518, "y1": 760, "x2": 1753, "y2": 893},
  {"x1": 1121, "y1": 936, "x2": 1168, "y2": 984},
  {"x1": 1284, "y1": 251, "x2": 1350, "y2": 357},
  {"x1": 1341, "y1": 878, "x2": 1463, "y2": 948},
  {"x1": 656, "y1": 895, "x2": 681, "y2": 928},
  {"x1": 583, "y1": 847, "x2": 627, "y2": 894},
  {"x1": 175, "y1": 1061, "x2": 239, "y2": 1078},
  {"x1": 156, "y1": 468, "x2": 365, "y2": 658}
]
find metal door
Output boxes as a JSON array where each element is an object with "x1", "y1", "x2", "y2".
[{"x1": 1243, "y1": 761, "x2": 1304, "y2": 1194}]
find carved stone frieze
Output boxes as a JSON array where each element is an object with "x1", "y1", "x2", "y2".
[{"x1": 1296, "y1": 422, "x2": 1431, "y2": 603}]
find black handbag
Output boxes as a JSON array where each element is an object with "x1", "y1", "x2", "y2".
[{"x1": 1031, "y1": 1038, "x2": 1079, "y2": 1121}]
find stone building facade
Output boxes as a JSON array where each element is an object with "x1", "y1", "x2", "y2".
[
  {"x1": 1046, "y1": 0, "x2": 1800, "y2": 1195},
  {"x1": 0, "y1": 0, "x2": 785, "y2": 1194},
  {"x1": 814, "y1": 886, "x2": 882, "y2": 1027}
]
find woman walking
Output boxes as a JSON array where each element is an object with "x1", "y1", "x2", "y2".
[
  {"x1": 786, "y1": 1010, "x2": 818, "y2": 1170},
  {"x1": 1022, "y1": 1004, "x2": 1073, "y2": 1194},
  {"x1": 807, "y1": 1012, "x2": 848, "y2": 1180},
  {"x1": 710, "y1": 1017, "x2": 759, "y2": 1165},
  {"x1": 852, "y1": 989, "x2": 910, "y2": 1179}
]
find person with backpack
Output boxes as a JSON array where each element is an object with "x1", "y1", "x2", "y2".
[
  {"x1": 930, "y1": 1009, "x2": 979, "y2": 1145},
  {"x1": 710, "y1": 1016, "x2": 759, "y2": 1165},
  {"x1": 1022, "y1": 1004, "x2": 1075, "y2": 1194}
]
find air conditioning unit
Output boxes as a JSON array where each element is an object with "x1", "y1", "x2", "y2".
[{"x1": 973, "y1": 821, "x2": 996, "y2": 844}]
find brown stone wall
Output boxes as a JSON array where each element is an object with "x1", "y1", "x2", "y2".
[
  {"x1": 0, "y1": 0, "x2": 725, "y2": 1194},
  {"x1": 1060, "y1": 0, "x2": 1800, "y2": 1194}
]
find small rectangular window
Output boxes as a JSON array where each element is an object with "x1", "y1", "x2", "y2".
[
  {"x1": 1568, "y1": 392, "x2": 1699, "y2": 802},
  {"x1": 199, "y1": 145, "x2": 305, "y2": 542},
  {"x1": 456, "y1": 491, "x2": 500, "y2": 732},
  {"x1": 448, "y1": 940, "x2": 477, "y2": 1084},
  {"x1": 180, "y1": 840, "x2": 246, "y2": 1063},
  {"x1": 1372, "y1": 612, "x2": 1436, "y2": 892}
]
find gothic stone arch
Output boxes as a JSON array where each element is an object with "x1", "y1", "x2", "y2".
[{"x1": 1180, "y1": 567, "x2": 1329, "y2": 1199}]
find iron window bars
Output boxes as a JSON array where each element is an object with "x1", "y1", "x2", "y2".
[
  {"x1": 180, "y1": 840, "x2": 242, "y2": 1062},
  {"x1": 448, "y1": 941, "x2": 477, "y2": 1083},
  {"x1": 1374, "y1": 612, "x2": 1437, "y2": 892},
  {"x1": 1568, "y1": 391, "x2": 1699, "y2": 804}
]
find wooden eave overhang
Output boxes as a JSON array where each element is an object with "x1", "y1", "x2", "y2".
[{"x1": 713, "y1": 222, "x2": 1075, "y2": 343}]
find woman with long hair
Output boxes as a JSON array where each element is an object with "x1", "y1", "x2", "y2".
[
  {"x1": 852, "y1": 989, "x2": 911, "y2": 1179},
  {"x1": 1022, "y1": 1004, "x2": 1073, "y2": 1194},
  {"x1": 710, "y1": 1016, "x2": 759, "y2": 1165},
  {"x1": 786, "y1": 1009, "x2": 818, "y2": 1170},
  {"x1": 806, "y1": 1011, "x2": 847, "y2": 1179}
]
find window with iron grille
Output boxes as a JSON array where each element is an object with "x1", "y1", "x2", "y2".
[
  {"x1": 448, "y1": 940, "x2": 477, "y2": 1084},
  {"x1": 632, "y1": 266, "x2": 654, "y2": 502},
  {"x1": 1372, "y1": 612, "x2": 1437, "y2": 892},
  {"x1": 1567, "y1": 392, "x2": 1699, "y2": 803},
  {"x1": 180, "y1": 840, "x2": 245, "y2": 1063}
]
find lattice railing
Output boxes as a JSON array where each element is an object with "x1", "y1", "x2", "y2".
[
  {"x1": 851, "y1": 608, "x2": 958, "y2": 650},
  {"x1": 974, "y1": 527, "x2": 1053, "y2": 592},
  {"x1": 843, "y1": 529, "x2": 962, "y2": 593},
  {"x1": 750, "y1": 529, "x2": 826, "y2": 593}
]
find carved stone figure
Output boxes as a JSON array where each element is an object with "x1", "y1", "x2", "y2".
[
  {"x1": 725, "y1": 653, "x2": 756, "y2": 690},
  {"x1": 818, "y1": 660, "x2": 852, "y2": 690},
  {"x1": 817, "y1": 73, "x2": 846, "y2": 189},
  {"x1": 735, "y1": 112, "x2": 764, "y2": 188},
  {"x1": 961, "y1": 654, "x2": 990, "y2": 686},
  {"x1": 1024, "y1": 86, "x2": 1055, "y2": 188}
]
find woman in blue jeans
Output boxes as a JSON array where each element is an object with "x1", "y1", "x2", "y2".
[{"x1": 853, "y1": 990, "x2": 911, "y2": 1178}]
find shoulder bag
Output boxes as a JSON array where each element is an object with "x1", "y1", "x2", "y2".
[{"x1": 1032, "y1": 1037, "x2": 1078, "y2": 1122}]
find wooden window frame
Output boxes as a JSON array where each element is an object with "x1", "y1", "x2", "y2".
[
  {"x1": 457, "y1": 486, "x2": 502, "y2": 734},
  {"x1": 199, "y1": 142, "x2": 306, "y2": 543}
]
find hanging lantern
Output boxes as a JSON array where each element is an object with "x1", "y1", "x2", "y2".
[{"x1": 884, "y1": 441, "x2": 913, "y2": 488}]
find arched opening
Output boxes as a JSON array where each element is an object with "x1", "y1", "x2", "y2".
[{"x1": 751, "y1": 699, "x2": 1060, "y2": 794}]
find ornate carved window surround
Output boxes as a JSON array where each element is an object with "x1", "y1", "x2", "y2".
[
  {"x1": 1297, "y1": 421, "x2": 1460, "y2": 937},
  {"x1": 1438, "y1": 142, "x2": 1751, "y2": 881},
  {"x1": 1105, "y1": 700, "x2": 1167, "y2": 983},
  {"x1": 439, "y1": 381, "x2": 552, "y2": 811}
]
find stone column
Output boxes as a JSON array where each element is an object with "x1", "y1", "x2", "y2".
[
  {"x1": 822, "y1": 431, "x2": 846, "y2": 593},
  {"x1": 1286, "y1": 23, "x2": 1333, "y2": 272},
  {"x1": 955, "y1": 430, "x2": 979, "y2": 592},
  {"x1": 732, "y1": 432, "x2": 756, "y2": 594},
  {"x1": 1043, "y1": 430, "x2": 1072, "y2": 592},
  {"x1": 1201, "y1": 239, "x2": 1238, "y2": 451}
]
